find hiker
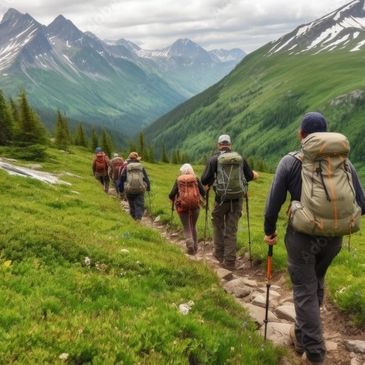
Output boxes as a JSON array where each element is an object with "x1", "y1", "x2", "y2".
[
  {"x1": 264, "y1": 112, "x2": 365, "y2": 365},
  {"x1": 92, "y1": 147, "x2": 110, "y2": 193},
  {"x1": 118, "y1": 152, "x2": 150, "y2": 221},
  {"x1": 109, "y1": 153, "x2": 125, "y2": 194},
  {"x1": 169, "y1": 163, "x2": 206, "y2": 255},
  {"x1": 201, "y1": 134, "x2": 259, "y2": 270}
]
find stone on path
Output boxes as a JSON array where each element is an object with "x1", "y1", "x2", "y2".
[
  {"x1": 276, "y1": 304, "x2": 296, "y2": 322},
  {"x1": 252, "y1": 291, "x2": 280, "y2": 308},
  {"x1": 326, "y1": 340, "x2": 338, "y2": 352},
  {"x1": 241, "y1": 278, "x2": 258, "y2": 287},
  {"x1": 259, "y1": 322, "x2": 292, "y2": 346},
  {"x1": 223, "y1": 278, "x2": 252, "y2": 298},
  {"x1": 216, "y1": 268, "x2": 234, "y2": 281},
  {"x1": 239, "y1": 302, "x2": 278, "y2": 325},
  {"x1": 345, "y1": 340, "x2": 365, "y2": 354}
]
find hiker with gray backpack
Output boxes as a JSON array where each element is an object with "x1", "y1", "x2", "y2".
[
  {"x1": 118, "y1": 152, "x2": 150, "y2": 221},
  {"x1": 201, "y1": 134, "x2": 259, "y2": 270},
  {"x1": 264, "y1": 112, "x2": 365, "y2": 365},
  {"x1": 169, "y1": 163, "x2": 206, "y2": 255}
]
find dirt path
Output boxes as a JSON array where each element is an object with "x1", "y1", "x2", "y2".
[{"x1": 119, "y1": 198, "x2": 365, "y2": 365}]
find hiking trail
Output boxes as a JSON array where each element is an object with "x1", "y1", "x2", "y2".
[{"x1": 118, "y1": 197, "x2": 365, "y2": 365}]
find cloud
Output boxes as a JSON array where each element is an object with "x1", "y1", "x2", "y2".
[{"x1": 0, "y1": 0, "x2": 351, "y2": 52}]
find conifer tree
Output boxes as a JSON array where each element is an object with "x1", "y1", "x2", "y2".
[
  {"x1": 101, "y1": 130, "x2": 113, "y2": 157},
  {"x1": 16, "y1": 90, "x2": 47, "y2": 146},
  {"x1": 55, "y1": 110, "x2": 69, "y2": 150},
  {"x1": 148, "y1": 146, "x2": 155, "y2": 163},
  {"x1": 0, "y1": 90, "x2": 14, "y2": 145},
  {"x1": 74, "y1": 123, "x2": 87, "y2": 147},
  {"x1": 91, "y1": 128, "x2": 98, "y2": 151},
  {"x1": 9, "y1": 97, "x2": 19, "y2": 125},
  {"x1": 161, "y1": 144, "x2": 169, "y2": 163},
  {"x1": 139, "y1": 132, "x2": 145, "y2": 158},
  {"x1": 171, "y1": 149, "x2": 178, "y2": 164}
]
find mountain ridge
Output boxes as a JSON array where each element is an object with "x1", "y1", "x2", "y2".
[{"x1": 0, "y1": 8, "x2": 245, "y2": 136}]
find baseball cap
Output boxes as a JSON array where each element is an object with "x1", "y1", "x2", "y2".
[{"x1": 218, "y1": 134, "x2": 231, "y2": 144}]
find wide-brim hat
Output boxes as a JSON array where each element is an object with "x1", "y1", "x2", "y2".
[{"x1": 128, "y1": 152, "x2": 141, "y2": 160}]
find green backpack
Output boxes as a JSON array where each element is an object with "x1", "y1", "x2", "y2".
[
  {"x1": 290, "y1": 132, "x2": 361, "y2": 236},
  {"x1": 215, "y1": 151, "x2": 247, "y2": 200},
  {"x1": 125, "y1": 162, "x2": 146, "y2": 194}
]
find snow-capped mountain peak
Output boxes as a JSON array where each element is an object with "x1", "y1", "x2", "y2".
[{"x1": 268, "y1": 0, "x2": 365, "y2": 55}]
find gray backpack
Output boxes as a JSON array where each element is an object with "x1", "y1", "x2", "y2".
[
  {"x1": 215, "y1": 151, "x2": 247, "y2": 200},
  {"x1": 125, "y1": 162, "x2": 146, "y2": 194},
  {"x1": 290, "y1": 132, "x2": 361, "y2": 236}
]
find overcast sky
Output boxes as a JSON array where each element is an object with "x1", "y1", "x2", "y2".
[{"x1": 0, "y1": 0, "x2": 352, "y2": 52}]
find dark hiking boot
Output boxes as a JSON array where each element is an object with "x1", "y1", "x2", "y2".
[
  {"x1": 187, "y1": 247, "x2": 196, "y2": 255},
  {"x1": 301, "y1": 353, "x2": 324, "y2": 365},
  {"x1": 290, "y1": 325, "x2": 304, "y2": 354},
  {"x1": 213, "y1": 251, "x2": 223, "y2": 263},
  {"x1": 221, "y1": 261, "x2": 236, "y2": 271}
]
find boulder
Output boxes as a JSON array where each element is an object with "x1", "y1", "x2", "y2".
[
  {"x1": 276, "y1": 304, "x2": 296, "y2": 322},
  {"x1": 223, "y1": 278, "x2": 252, "y2": 298},
  {"x1": 260, "y1": 322, "x2": 292, "y2": 346},
  {"x1": 239, "y1": 302, "x2": 278, "y2": 325},
  {"x1": 345, "y1": 340, "x2": 365, "y2": 354}
]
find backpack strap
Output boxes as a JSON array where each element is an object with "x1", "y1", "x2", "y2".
[{"x1": 287, "y1": 151, "x2": 303, "y2": 161}]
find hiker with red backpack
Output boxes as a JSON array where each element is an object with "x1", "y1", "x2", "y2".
[
  {"x1": 169, "y1": 163, "x2": 206, "y2": 255},
  {"x1": 109, "y1": 153, "x2": 125, "y2": 194},
  {"x1": 118, "y1": 152, "x2": 150, "y2": 221},
  {"x1": 201, "y1": 135, "x2": 259, "y2": 270},
  {"x1": 92, "y1": 147, "x2": 110, "y2": 193},
  {"x1": 264, "y1": 112, "x2": 365, "y2": 365}
]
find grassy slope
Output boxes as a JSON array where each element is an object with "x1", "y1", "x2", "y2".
[
  {"x1": 145, "y1": 161, "x2": 365, "y2": 326},
  {"x1": 144, "y1": 46, "x2": 365, "y2": 179},
  {"x1": 0, "y1": 147, "x2": 283, "y2": 365}
]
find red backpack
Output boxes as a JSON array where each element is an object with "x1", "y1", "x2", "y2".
[
  {"x1": 94, "y1": 153, "x2": 108, "y2": 174},
  {"x1": 176, "y1": 174, "x2": 200, "y2": 212}
]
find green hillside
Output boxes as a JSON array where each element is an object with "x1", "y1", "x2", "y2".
[
  {"x1": 144, "y1": 46, "x2": 365, "y2": 179},
  {"x1": 0, "y1": 147, "x2": 284, "y2": 364}
]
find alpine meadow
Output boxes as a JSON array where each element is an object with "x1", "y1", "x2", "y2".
[{"x1": 0, "y1": 0, "x2": 365, "y2": 364}]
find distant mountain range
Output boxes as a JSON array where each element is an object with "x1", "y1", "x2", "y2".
[
  {"x1": 0, "y1": 8, "x2": 245, "y2": 136},
  {"x1": 144, "y1": 0, "x2": 365, "y2": 179}
]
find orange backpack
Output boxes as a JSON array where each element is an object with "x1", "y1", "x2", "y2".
[
  {"x1": 94, "y1": 153, "x2": 108, "y2": 174},
  {"x1": 176, "y1": 174, "x2": 200, "y2": 212}
]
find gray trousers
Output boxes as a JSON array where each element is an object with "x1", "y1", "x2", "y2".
[
  {"x1": 95, "y1": 175, "x2": 109, "y2": 193},
  {"x1": 178, "y1": 208, "x2": 200, "y2": 251},
  {"x1": 212, "y1": 198, "x2": 243, "y2": 265},
  {"x1": 127, "y1": 193, "x2": 145, "y2": 220},
  {"x1": 285, "y1": 225, "x2": 342, "y2": 363}
]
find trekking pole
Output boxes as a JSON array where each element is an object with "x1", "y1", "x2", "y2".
[
  {"x1": 264, "y1": 245, "x2": 273, "y2": 341},
  {"x1": 203, "y1": 188, "x2": 210, "y2": 245},
  {"x1": 245, "y1": 190, "x2": 253, "y2": 268}
]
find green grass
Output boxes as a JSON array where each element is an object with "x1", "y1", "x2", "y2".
[
  {"x1": 145, "y1": 161, "x2": 365, "y2": 326},
  {"x1": 0, "y1": 146, "x2": 284, "y2": 364}
]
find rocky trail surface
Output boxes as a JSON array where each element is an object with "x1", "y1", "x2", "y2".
[{"x1": 119, "y1": 199, "x2": 365, "y2": 365}]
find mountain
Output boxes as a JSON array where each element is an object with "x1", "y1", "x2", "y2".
[
  {"x1": 144, "y1": 0, "x2": 365, "y2": 179},
  {"x1": 0, "y1": 9, "x2": 245, "y2": 136}
]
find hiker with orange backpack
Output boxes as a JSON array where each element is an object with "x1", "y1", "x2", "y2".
[
  {"x1": 264, "y1": 112, "x2": 365, "y2": 365},
  {"x1": 92, "y1": 147, "x2": 110, "y2": 193},
  {"x1": 169, "y1": 163, "x2": 206, "y2": 255}
]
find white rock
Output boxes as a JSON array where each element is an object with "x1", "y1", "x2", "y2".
[
  {"x1": 252, "y1": 294, "x2": 267, "y2": 308},
  {"x1": 178, "y1": 301, "x2": 194, "y2": 315},
  {"x1": 59, "y1": 353, "x2": 69, "y2": 361},
  {"x1": 276, "y1": 304, "x2": 296, "y2": 322},
  {"x1": 84, "y1": 256, "x2": 91, "y2": 266},
  {"x1": 153, "y1": 216, "x2": 161, "y2": 223},
  {"x1": 345, "y1": 340, "x2": 365, "y2": 354},
  {"x1": 120, "y1": 249, "x2": 130, "y2": 255}
]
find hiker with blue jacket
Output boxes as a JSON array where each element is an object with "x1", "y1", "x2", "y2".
[
  {"x1": 118, "y1": 152, "x2": 150, "y2": 221},
  {"x1": 201, "y1": 134, "x2": 259, "y2": 270},
  {"x1": 264, "y1": 112, "x2": 365, "y2": 365}
]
